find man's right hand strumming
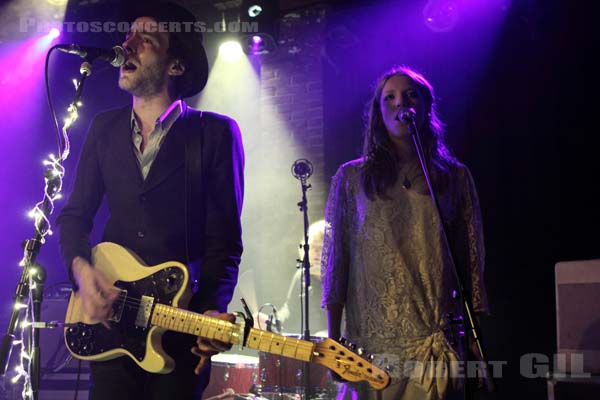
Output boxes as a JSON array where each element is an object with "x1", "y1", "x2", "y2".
[{"x1": 72, "y1": 256, "x2": 119, "y2": 328}]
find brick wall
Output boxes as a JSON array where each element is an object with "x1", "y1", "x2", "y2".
[
  {"x1": 259, "y1": 6, "x2": 327, "y2": 211},
  {"x1": 232, "y1": 5, "x2": 329, "y2": 317}
]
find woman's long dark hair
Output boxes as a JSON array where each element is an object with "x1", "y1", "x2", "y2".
[{"x1": 362, "y1": 65, "x2": 456, "y2": 200}]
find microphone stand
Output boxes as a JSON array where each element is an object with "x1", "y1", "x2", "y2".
[
  {"x1": 0, "y1": 58, "x2": 92, "y2": 400},
  {"x1": 291, "y1": 159, "x2": 313, "y2": 400},
  {"x1": 406, "y1": 117, "x2": 495, "y2": 398}
]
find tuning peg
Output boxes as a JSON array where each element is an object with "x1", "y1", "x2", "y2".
[
  {"x1": 338, "y1": 336, "x2": 347, "y2": 345},
  {"x1": 348, "y1": 342, "x2": 357, "y2": 350},
  {"x1": 357, "y1": 347, "x2": 365, "y2": 356},
  {"x1": 368, "y1": 353, "x2": 375, "y2": 361}
]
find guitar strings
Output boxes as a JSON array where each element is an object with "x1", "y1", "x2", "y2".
[{"x1": 108, "y1": 293, "x2": 238, "y2": 330}]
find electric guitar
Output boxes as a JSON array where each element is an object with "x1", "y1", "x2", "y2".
[{"x1": 64, "y1": 242, "x2": 390, "y2": 390}]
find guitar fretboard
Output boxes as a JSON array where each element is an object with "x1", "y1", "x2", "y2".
[
  {"x1": 245, "y1": 329, "x2": 314, "y2": 362},
  {"x1": 151, "y1": 304, "x2": 242, "y2": 345},
  {"x1": 151, "y1": 304, "x2": 314, "y2": 362}
]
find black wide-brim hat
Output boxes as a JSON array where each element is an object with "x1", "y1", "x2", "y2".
[{"x1": 124, "y1": 1, "x2": 209, "y2": 98}]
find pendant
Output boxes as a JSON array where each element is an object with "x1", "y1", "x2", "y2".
[{"x1": 402, "y1": 176, "x2": 411, "y2": 189}]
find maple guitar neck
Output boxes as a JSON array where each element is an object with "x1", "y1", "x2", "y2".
[
  {"x1": 152, "y1": 304, "x2": 314, "y2": 360},
  {"x1": 151, "y1": 303, "x2": 390, "y2": 390}
]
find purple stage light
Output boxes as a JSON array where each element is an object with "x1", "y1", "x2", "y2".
[
  {"x1": 0, "y1": 34, "x2": 56, "y2": 109},
  {"x1": 252, "y1": 35, "x2": 263, "y2": 44}
]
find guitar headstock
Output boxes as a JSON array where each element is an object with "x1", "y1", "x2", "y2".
[{"x1": 312, "y1": 338, "x2": 391, "y2": 390}]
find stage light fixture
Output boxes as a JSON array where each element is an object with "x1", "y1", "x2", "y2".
[
  {"x1": 240, "y1": 0, "x2": 279, "y2": 55},
  {"x1": 248, "y1": 4, "x2": 263, "y2": 18},
  {"x1": 423, "y1": 0, "x2": 460, "y2": 32},
  {"x1": 243, "y1": 33, "x2": 276, "y2": 54}
]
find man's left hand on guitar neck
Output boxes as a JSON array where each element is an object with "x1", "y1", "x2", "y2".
[{"x1": 190, "y1": 310, "x2": 236, "y2": 375}]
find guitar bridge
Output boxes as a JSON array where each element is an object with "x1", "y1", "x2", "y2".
[{"x1": 135, "y1": 295, "x2": 154, "y2": 328}]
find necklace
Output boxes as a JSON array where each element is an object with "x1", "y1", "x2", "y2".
[
  {"x1": 400, "y1": 163, "x2": 417, "y2": 190},
  {"x1": 402, "y1": 175, "x2": 412, "y2": 190}
]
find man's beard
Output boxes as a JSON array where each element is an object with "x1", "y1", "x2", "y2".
[{"x1": 119, "y1": 58, "x2": 169, "y2": 98}]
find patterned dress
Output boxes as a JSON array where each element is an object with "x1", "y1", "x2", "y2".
[{"x1": 321, "y1": 158, "x2": 488, "y2": 400}]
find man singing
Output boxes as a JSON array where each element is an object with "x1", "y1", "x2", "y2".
[{"x1": 57, "y1": 2, "x2": 244, "y2": 399}]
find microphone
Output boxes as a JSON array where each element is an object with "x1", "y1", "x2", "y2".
[
  {"x1": 398, "y1": 107, "x2": 416, "y2": 124},
  {"x1": 291, "y1": 158, "x2": 313, "y2": 180},
  {"x1": 266, "y1": 310, "x2": 282, "y2": 333},
  {"x1": 266, "y1": 314, "x2": 273, "y2": 332},
  {"x1": 56, "y1": 44, "x2": 126, "y2": 67}
]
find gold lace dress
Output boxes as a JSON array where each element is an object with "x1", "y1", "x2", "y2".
[{"x1": 321, "y1": 158, "x2": 488, "y2": 400}]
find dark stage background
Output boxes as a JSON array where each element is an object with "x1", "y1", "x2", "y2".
[
  {"x1": 0, "y1": 0, "x2": 598, "y2": 398},
  {"x1": 323, "y1": 0, "x2": 598, "y2": 397}
]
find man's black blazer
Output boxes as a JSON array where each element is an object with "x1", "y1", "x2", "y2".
[{"x1": 57, "y1": 101, "x2": 244, "y2": 313}]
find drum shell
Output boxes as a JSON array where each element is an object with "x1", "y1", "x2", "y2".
[
  {"x1": 202, "y1": 354, "x2": 259, "y2": 398},
  {"x1": 257, "y1": 335, "x2": 334, "y2": 395}
]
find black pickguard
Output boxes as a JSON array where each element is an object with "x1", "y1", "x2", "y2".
[{"x1": 65, "y1": 266, "x2": 185, "y2": 361}]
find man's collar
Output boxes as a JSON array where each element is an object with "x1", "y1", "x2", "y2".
[
  {"x1": 130, "y1": 99, "x2": 185, "y2": 131},
  {"x1": 158, "y1": 99, "x2": 184, "y2": 129}
]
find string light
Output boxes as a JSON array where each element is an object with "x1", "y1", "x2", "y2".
[
  {"x1": 21, "y1": 152, "x2": 65, "y2": 254},
  {"x1": 11, "y1": 369, "x2": 24, "y2": 384},
  {"x1": 12, "y1": 290, "x2": 33, "y2": 397},
  {"x1": 10, "y1": 95, "x2": 77, "y2": 400},
  {"x1": 60, "y1": 101, "x2": 79, "y2": 160},
  {"x1": 63, "y1": 104, "x2": 78, "y2": 131}
]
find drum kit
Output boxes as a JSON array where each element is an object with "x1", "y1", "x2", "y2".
[
  {"x1": 202, "y1": 335, "x2": 337, "y2": 400},
  {"x1": 203, "y1": 199, "x2": 336, "y2": 399}
]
